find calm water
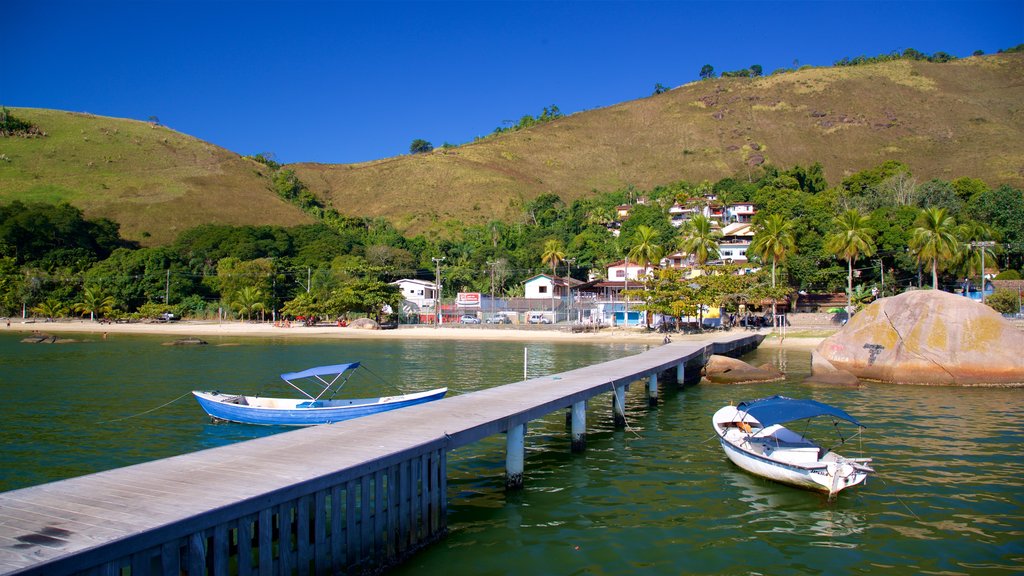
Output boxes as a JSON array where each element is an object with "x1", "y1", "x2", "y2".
[{"x1": 1, "y1": 333, "x2": 1021, "y2": 575}]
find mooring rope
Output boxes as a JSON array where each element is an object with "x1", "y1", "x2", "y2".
[{"x1": 96, "y1": 392, "x2": 192, "y2": 424}]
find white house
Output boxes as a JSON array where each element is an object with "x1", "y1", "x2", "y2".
[
  {"x1": 390, "y1": 279, "x2": 438, "y2": 310},
  {"x1": 523, "y1": 274, "x2": 578, "y2": 300},
  {"x1": 605, "y1": 260, "x2": 654, "y2": 282},
  {"x1": 726, "y1": 203, "x2": 756, "y2": 223},
  {"x1": 718, "y1": 222, "x2": 755, "y2": 263}
]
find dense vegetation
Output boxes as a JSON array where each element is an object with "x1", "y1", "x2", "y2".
[{"x1": 2, "y1": 159, "x2": 1021, "y2": 322}]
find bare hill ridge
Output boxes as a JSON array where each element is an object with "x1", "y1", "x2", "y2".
[
  {"x1": 0, "y1": 109, "x2": 313, "y2": 245},
  {"x1": 293, "y1": 54, "x2": 1024, "y2": 234},
  {"x1": 2, "y1": 54, "x2": 1022, "y2": 243}
]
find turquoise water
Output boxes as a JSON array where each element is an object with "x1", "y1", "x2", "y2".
[{"x1": 1, "y1": 333, "x2": 1021, "y2": 574}]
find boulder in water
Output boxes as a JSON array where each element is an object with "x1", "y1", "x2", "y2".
[
  {"x1": 814, "y1": 290, "x2": 1024, "y2": 385},
  {"x1": 702, "y1": 354, "x2": 785, "y2": 384},
  {"x1": 163, "y1": 337, "x2": 208, "y2": 346}
]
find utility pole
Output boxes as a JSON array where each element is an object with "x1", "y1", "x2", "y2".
[
  {"x1": 565, "y1": 258, "x2": 576, "y2": 323},
  {"x1": 431, "y1": 257, "x2": 445, "y2": 325},
  {"x1": 877, "y1": 259, "x2": 884, "y2": 296},
  {"x1": 165, "y1": 269, "x2": 170, "y2": 305},
  {"x1": 487, "y1": 260, "x2": 495, "y2": 321},
  {"x1": 970, "y1": 241, "x2": 996, "y2": 304}
]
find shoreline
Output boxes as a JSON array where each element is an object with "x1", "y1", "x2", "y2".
[{"x1": 3, "y1": 318, "x2": 832, "y2": 349}]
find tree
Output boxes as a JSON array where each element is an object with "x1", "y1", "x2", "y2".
[
  {"x1": 750, "y1": 64, "x2": 763, "y2": 77},
  {"x1": 699, "y1": 64, "x2": 715, "y2": 80},
  {"x1": 653, "y1": 83, "x2": 668, "y2": 95},
  {"x1": 72, "y1": 286, "x2": 116, "y2": 321},
  {"x1": 626, "y1": 225, "x2": 663, "y2": 328},
  {"x1": 30, "y1": 298, "x2": 67, "y2": 320},
  {"x1": 679, "y1": 214, "x2": 721, "y2": 266},
  {"x1": 409, "y1": 139, "x2": 433, "y2": 154},
  {"x1": 824, "y1": 209, "x2": 876, "y2": 317},
  {"x1": 231, "y1": 286, "x2": 266, "y2": 321},
  {"x1": 909, "y1": 207, "x2": 960, "y2": 290},
  {"x1": 748, "y1": 214, "x2": 796, "y2": 325},
  {"x1": 541, "y1": 239, "x2": 566, "y2": 315}
]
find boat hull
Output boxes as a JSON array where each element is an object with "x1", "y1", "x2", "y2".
[
  {"x1": 192, "y1": 388, "x2": 447, "y2": 426},
  {"x1": 713, "y1": 405, "x2": 871, "y2": 496}
]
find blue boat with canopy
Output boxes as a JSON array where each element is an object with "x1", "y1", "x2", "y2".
[
  {"x1": 712, "y1": 395, "x2": 874, "y2": 498},
  {"x1": 192, "y1": 363, "x2": 447, "y2": 426}
]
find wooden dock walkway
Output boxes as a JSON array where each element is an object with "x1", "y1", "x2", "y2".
[{"x1": 0, "y1": 333, "x2": 763, "y2": 575}]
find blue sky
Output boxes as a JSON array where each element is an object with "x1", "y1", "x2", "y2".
[{"x1": 4, "y1": 1, "x2": 1022, "y2": 164}]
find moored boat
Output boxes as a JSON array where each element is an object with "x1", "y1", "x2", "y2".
[
  {"x1": 192, "y1": 362, "x2": 447, "y2": 426},
  {"x1": 712, "y1": 395, "x2": 874, "y2": 498}
]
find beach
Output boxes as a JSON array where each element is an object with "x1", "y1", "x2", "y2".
[{"x1": 3, "y1": 318, "x2": 829, "y2": 348}]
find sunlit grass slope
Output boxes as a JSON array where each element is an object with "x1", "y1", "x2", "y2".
[{"x1": 0, "y1": 109, "x2": 313, "y2": 245}]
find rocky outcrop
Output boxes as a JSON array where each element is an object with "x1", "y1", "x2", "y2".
[
  {"x1": 805, "y1": 350, "x2": 861, "y2": 386},
  {"x1": 348, "y1": 318, "x2": 379, "y2": 330},
  {"x1": 814, "y1": 290, "x2": 1024, "y2": 385},
  {"x1": 21, "y1": 332, "x2": 77, "y2": 344},
  {"x1": 163, "y1": 337, "x2": 208, "y2": 346},
  {"x1": 702, "y1": 354, "x2": 785, "y2": 384}
]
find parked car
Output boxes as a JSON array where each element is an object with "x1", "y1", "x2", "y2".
[
  {"x1": 158, "y1": 312, "x2": 178, "y2": 322},
  {"x1": 460, "y1": 314, "x2": 481, "y2": 324},
  {"x1": 527, "y1": 312, "x2": 551, "y2": 324},
  {"x1": 486, "y1": 314, "x2": 511, "y2": 324}
]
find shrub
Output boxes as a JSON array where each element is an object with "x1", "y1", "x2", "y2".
[
  {"x1": 994, "y1": 269, "x2": 1021, "y2": 280},
  {"x1": 986, "y1": 289, "x2": 1021, "y2": 314}
]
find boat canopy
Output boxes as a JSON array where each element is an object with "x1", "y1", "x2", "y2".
[
  {"x1": 280, "y1": 363, "x2": 361, "y2": 382},
  {"x1": 279, "y1": 363, "x2": 362, "y2": 401},
  {"x1": 737, "y1": 395, "x2": 865, "y2": 428}
]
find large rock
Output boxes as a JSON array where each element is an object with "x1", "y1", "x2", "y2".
[
  {"x1": 702, "y1": 354, "x2": 785, "y2": 384},
  {"x1": 806, "y1": 350, "x2": 861, "y2": 386},
  {"x1": 349, "y1": 318, "x2": 379, "y2": 330},
  {"x1": 814, "y1": 290, "x2": 1024, "y2": 385}
]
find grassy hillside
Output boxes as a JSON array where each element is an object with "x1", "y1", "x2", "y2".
[
  {"x1": 292, "y1": 53, "x2": 1024, "y2": 235},
  {"x1": 2, "y1": 54, "x2": 1022, "y2": 244},
  {"x1": 0, "y1": 109, "x2": 313, "y2": 245}
]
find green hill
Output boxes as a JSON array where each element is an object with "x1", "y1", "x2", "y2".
[
  {"x1": 292, "y1": 53, "x2": 1024, "y2": 234},
  {"x1": 2, "y1": 53, "x2": 1022, "y2": 243},
  {"x1": 0, "y1": 109, "x2": 313, "y2": 245}
]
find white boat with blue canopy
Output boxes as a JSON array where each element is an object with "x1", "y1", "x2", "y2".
[
  {"x1": 713, "y1": 395, "x2": 874, "y2": 498},
  {"x1": 192, "y1": 362, "x2": 447, "y2": 426}
]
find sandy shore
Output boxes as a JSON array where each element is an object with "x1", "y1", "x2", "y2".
[{"x1": 3, "y1": 317, "x2": 833, "y2": 349}]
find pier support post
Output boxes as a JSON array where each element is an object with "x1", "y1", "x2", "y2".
[
  {"x1": 612, "y1": 384, "x2": 626, "y2": 428},
  {"x1": 647, "y1": 373, "x2": 658, "y2": 406},
  {"x1": 676, "y1": 363, "x2": 685, "y2": 385},
  {"x1": 571, "y1": 400, "x2": 586, "y2": 452},
  {"x1": 505, "y1": 423, "x2": 526, "y2": 490}
]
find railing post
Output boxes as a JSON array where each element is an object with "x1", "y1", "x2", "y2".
[
  {"x1": 570, "y1": 400, "x2": 586, "y2": 452},
  {"x1": 647, "y1": 373, "x2": 658, "y2": 406},
  {"x1": 612, "y1": 384, "x2": 626, "y2": 428},
  {"x1": 505, "y1": 423, "x2": 526, "y2": 490}
]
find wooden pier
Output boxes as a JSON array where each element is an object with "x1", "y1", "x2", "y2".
[{"x1": 0, "y1": 333, "x2": 762, "y2": 575}]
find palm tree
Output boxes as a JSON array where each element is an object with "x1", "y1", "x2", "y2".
[
  {"x1": 748, "y1": 214, "x2": 796, "y2": 326},
  {"x1": 72, "y1": 286, "x2": 116, "y2": 321},
  {"x1": 231, "y1": 286, "x2": 266, "y2": 321},
  {"x1": 540, "y1": 239, "x2": 566, "y2": 317},
  {"x1": 909, "y1": 207, "x2": 960, "y2": 290},
  {"x1": 824, "y1": 209, "x2": 876, "y2": 318},
  {"x1": 30, "y1": 298, "x2": 68, "y2": 321},
  {"x1": 951, "y1": 221, "x2": 998, "y2": 287},
  {"x1": 679, "y1": 214, "x2": 721, "y2": 266},
  {"x1": 626, "y1": 225, "x2": 663, "y2": 328}
]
